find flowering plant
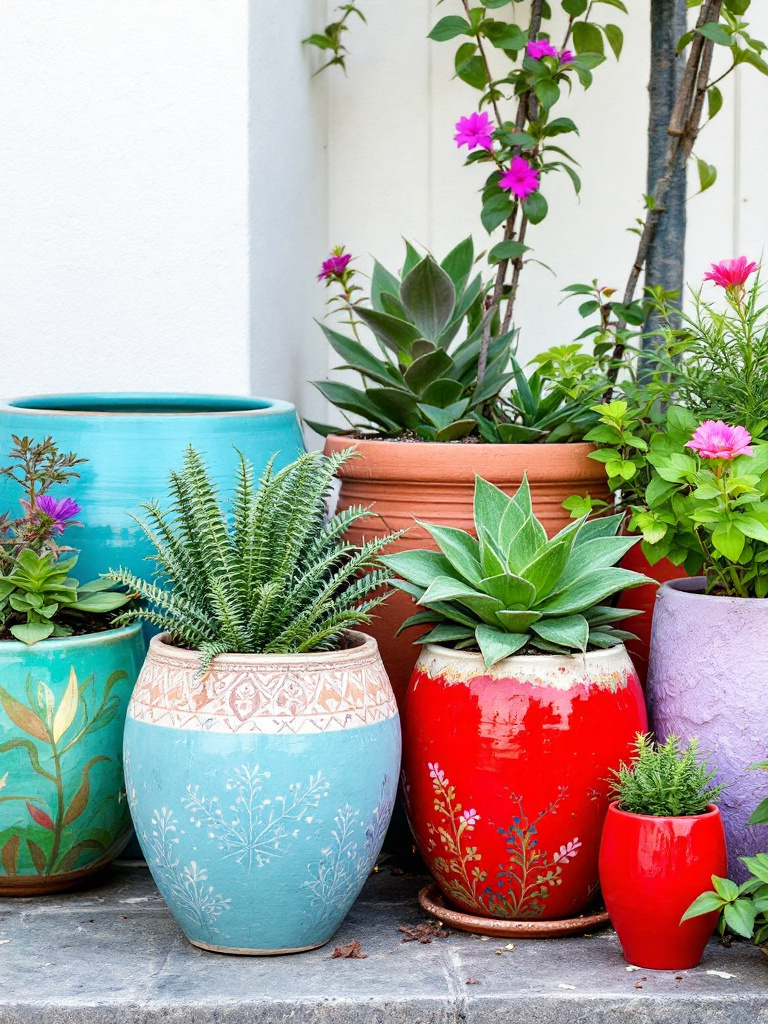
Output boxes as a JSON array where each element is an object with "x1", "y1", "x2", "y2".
[
  {"x1": 0, "y1": 437, "x2": 132, "y2": 644},
  {"x1": 631, "y1": 408, "x2": 768, "y2": 598}
]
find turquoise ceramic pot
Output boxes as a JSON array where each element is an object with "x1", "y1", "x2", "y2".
[
  {"x1": 0, "y1": 624, "x2": 144, "y2": 895},
  {"x1": 124, "y1": 631, "x2": 401, "y2": 954},
  {"x1": 0, "y1": 393, "x2": 305, "y2": 584}
]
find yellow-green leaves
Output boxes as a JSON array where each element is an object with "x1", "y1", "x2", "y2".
[{"x1": 52, "y1": 668, "x2": 79, "y2": 743}]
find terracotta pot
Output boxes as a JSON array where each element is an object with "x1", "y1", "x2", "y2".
[
  {"x1": 323, "y1": 435, "x2": 610, "y2": 708},
  {"x1": 402, "y1": 643, "x2": 647, "y2": 921},
  {"x1": 617, "y1": 544, "x2": 687, "y2": 687},
  {"x1": 647, "y1": 578, "x2": 768, "y2": 881},
  {"x1": 599, "y1": 802, "x2": 727, "y2": 970}
]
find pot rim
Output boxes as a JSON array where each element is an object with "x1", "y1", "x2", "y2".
[
  {"x1": 0, "y1": 621, "x2": 143, "y2": 652},
  {"x1": 324, "y1": 432, "x2": 598, "y2": 453},
  {"x1": 0, "y1": 393, "x2": 297, "y2": 419},
  {"x1": 660, "y1": 576, "x2": 768, "y2": 604},
  {"x1": 420, "y1": 641, "x2": 628, "y2": 672},
  {"x1": 606, "y1": 800, "x2": 722, "y2": 824},
  {"x1": 148, "y1": 628, "x2": 380, "y2": 667}
]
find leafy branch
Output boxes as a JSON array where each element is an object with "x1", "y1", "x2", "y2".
[{"x1": 303, "y1": 4, "x2": 367, "y2": 75}]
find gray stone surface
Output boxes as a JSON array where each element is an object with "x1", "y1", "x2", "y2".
[{"x1": 0, "y1": 864, "x2": 766, "y2": 1023}]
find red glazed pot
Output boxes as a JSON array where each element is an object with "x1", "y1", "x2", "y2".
[
  {"x1": 403, "y1": 643, "x2": 647, "y2": 921},
  {"x1": 599, "y1": 802, "x2": 727, "y2": 970}
]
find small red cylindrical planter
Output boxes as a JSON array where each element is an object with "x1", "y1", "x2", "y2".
[
  {"x1": 403, "y1": 644, "x2": 647, "y2": 921},
  {"x1": 599, "y1": 802, "x2": 727, "y2": 970}
]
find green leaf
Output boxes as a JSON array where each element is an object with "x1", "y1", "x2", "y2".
[
  {"x1": 711, "y1": 522, "x2": 745, "y2": 562},
  {"x1": 475, "y1": 626, "x2": 529, "y2": 667},
  {"x1": 571, "y1": 514, "x2": 623, "y2": 545},
  {"x1": 484, "y1": 21, "x2": 527, "y2": 51},
  {"x1": 522, "y1": 191, "x2": 548, "y2": 225},
  {"x1": 320, "y1": 323, "x2": 399, "y2": 387},
  {"x1": 313, "y1": 380, "x2": 398, "y2": 430},
  {"x1": 572, "y1": 21, "x2": 605, "y2": 55},
  {"x1": 477, "y1": 572, "x2": 537, "y2": 607},
  {"x1": 421, "y1": 378, "x2": 465, "y2": 408},
  {"x1": 496, "y1": 423, "x2": 544, "y2": 443},
  {"x1": 441, "y1": 237, "x2": 475, "y2": 292},
  {"x1": 429, "y1": 15, "x2": 472, "y2": 41},
  {"x1": 555, "y1": 536, "x2": 640, "y2": 589},
  {"x1": 534, "y1": 79, "x2": 560, "y2": 111},
  {"x1": 379, "y1": 549, "x2": 454, "y2": 587},
  {"x1": 712, "y1": 876, "x2": 740, "y2": 901},
  {"x1": 9, "y1": 622, "x2": 54, "y2": 645},
  {"x1": 723, "y1": 899, "x2": 757, "y2": 939},
  {"x1": 741, "y1": 854, "x2": 768, "y2": 884},
  {"x1": 697, "y1": 23, "x2": 733, "y2": 46},
  {"x1": 434, "y1": 420, "x2": 477, "y2": 442},
  {"x1": 355, "y1": 307, "x2": 422, "y2": 352},
  {"x1": 603, "y1": 23, "x2": 623, "y2": 60},
  {"x1": 370, "y1": 260, "x2": 401, "y2": 311},
  {"x1": 748, "y1": 798, "x2": 768, "y2": 826},
  {"x1": 537, "y1": 568, "x2": 650, "y2": 616},
  {"x1": 417, "y1": 523, "x2": 483, "y2": 585},
  {"x1": 531, "y1": 613, "x2": 589, "y2": 651},
  {"x1": 521, "y1": 538, "x2": 574, "y2": 600},
  {"x1": 696, "y1": 157, "x2": 717, "y2": 193},
  {"x1": 680, "y1": 891, "x2": 726, "y2": 922},
  {"x1": 488, "y1": 240, "x2": 530, "y2": 264},
  {"x1": 419, "y1": 577, "x2": 503, "y2": 625},
  {"x1": 72, "y1": 591, "x2": 130, "y2": 613},
  {"x1": 474, "y1": 476, "x2": 515, "y2": 540},
  {"x1": 419, "y1": 624, "x2": 476, "y2": 645},
  {"x1": 400, "y1": 256, "x2": 456, "y2": 342},
  {"x1": 481, "y1": 193, "x2": 515, "y2": 234},
  {"x1": 707, "y1": 85, "x2": 723, "y2": 120},
  {"x1": 494, "y1": 609, "x2": 542, "y2": 631},
  {"x1": 403, "y1": 349, "x2": 455, "y2": 395},
  {"x1": 455, "y1": 43, "x2": 487, "y2": 90},
  {"x1": 562, "y1": 0, "x2": 588, "y2": 14}
]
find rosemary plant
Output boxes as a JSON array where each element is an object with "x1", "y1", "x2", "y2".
[{"x1": 610, "y1": 734, "x2": 723, "y2": 818}]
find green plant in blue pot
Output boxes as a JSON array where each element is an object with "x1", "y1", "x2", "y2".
[
  {"x1": 0, "y1": 436, "x2": 143, "y2": 896},
  {"x1": 111, "y1": 447, "x2": 401, "y2": 955}
]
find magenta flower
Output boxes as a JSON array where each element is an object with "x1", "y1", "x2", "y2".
[
  {"x1": 685, "y1": 421, "x2": 754, "y2": 461},
  {"x1": 36, "y1": 494, "x2": 82, "y2": 534},
  {"x1": 454, "y1": 111, "x2": 494, "y2": 152},
  {"x1": 703, "y1": 256, "x2": 758, "y2": 291},
  {"x1": 559, "y1": 49, "x2": 575, "y2": 64},
  {"x1": 499, "y1": 156, "x2": 540, "y2": 200},
  {"x1": 527, "y1": 38, "x2": 558, "y2": 60},
  {"x1": 317, "y1": 250, "x2": 352, "y2": 281}
]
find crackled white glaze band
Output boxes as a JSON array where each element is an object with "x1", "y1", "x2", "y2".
[{"x1": 128, "y1": 631, "x2": 398, "y2": 734}]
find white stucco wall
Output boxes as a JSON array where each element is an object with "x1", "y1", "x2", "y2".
[{"x1": 1, "y1": 1, "x2": 766, "y2": 415}]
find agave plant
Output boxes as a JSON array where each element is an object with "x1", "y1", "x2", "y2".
[
  {"x1": 107, "y1": 447, "x2": 397, "y2": 667},
  {"x1": 310, "y1": 238, "x2": 518, "y2": 442},
  {"x1": 379, "y1": 474, "x2": 652, "y2": 668}
]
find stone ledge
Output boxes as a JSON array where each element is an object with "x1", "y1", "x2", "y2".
[{"x1": 0, "y1": 865, "x2": 766, "y2": 1023}]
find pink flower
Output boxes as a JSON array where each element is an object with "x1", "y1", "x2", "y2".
[
  {"x1": 703, "y1": 256, "x2": 758, "y2": 291},
  {"x1": 454, "y1": 111, "x2": 494, "y2": 152},
  {"x1": 499, "y1": 156, "x2": 540, "y2": 200},
  {"x1": 559, "y1": 49, "x2": 575, "y2": 64},
  {"x1": 318, "y1": 249, "x2": 352, "y2": 281},
  {"x1": 527, "y1": 38, "x2": 558, "y2": 60},
  {"x1": 36, "y1": 494, "x2": 81, "y2": 534},
  {"x1": 685, "y1": 421, "x2": 754, "y2": 460},
  {"x1": 461, "y1": 808, "x2": 480, "y2": 827}
]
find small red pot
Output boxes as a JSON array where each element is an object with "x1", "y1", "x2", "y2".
[{"x1": 599, "y1": 802, "x2": 727, "y2": 970}]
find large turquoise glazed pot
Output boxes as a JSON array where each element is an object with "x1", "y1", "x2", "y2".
[
  {"x1": 0, "y1": 625, "x2": 144, "y2": 895},
  {"x1": 124, "y1": 631, "x2": 401, "y2": 954},
  {"x1": 0, "y1": 394, "x2": 305, "y2": 585}
]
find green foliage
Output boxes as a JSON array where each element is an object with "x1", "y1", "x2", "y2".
[
  {"x1": 379, "y1": 473, "x2": 650, "y2": 668},
  {"x1": 683, "y1": 763, "x2": 768, "y2": 952},
  {"x1": 302, "y1": 4, "x2": 366, "y2": 75},
  {"x1": 107, "y1": 447, "x2": 397, "y2": 669},
  {"x1": 610, "y1": 734, "x2": 723, "y2": 817},
  {"x1": 0, "y1": 551, "x2": 130, "y2": 645}
]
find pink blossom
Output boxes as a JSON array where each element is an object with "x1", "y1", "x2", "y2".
[
  {"x1": 428, "y1": 762, "x2": 445, "y2": 784},
  {"x1": 454, "y1": 111, "x2": 494, "y2": 152},
  {"x1": 685, "y1": 421, "x2": 754, "y2": 461},
  {"x1": 703, "y1": 256, "x2": 758, "y2": 291},
  {"x1": 559, "y1": 49, "x2": 575, "y2": 64},
  {"x1": 461, "y1": 808, "x2": 480, "y2": 827},
  {"x1": 318, "y1": 249, "x2": 352, "y2": 281},
  {"x1": 499, "y1": 156, "x2": 540, "y2": 200},
  {"x1": 527, "y1": 38, "x2": 558, "y2": 60}
]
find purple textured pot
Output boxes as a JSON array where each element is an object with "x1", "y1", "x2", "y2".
[{"x1": 647, "y1": 578, "x2": 768, "y2": 881}]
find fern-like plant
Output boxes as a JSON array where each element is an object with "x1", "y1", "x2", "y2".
[
  {"x1": 107, "y1": 447, "x2": 397, "y2": 667},
  {"x1": 610, "y1": 734, "x2": 723, "y2": 818}
]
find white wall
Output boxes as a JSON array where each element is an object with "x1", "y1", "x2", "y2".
[{"x1": 1, "y1": 2, "x2": 767, "y2": 414}]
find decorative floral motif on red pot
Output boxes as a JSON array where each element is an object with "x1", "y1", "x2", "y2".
[{"x1": 403, "y1": 643, "x2": 647, "y2": 920}]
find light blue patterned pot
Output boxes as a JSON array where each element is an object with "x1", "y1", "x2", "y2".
[
  {"x1": 0, "y1": 624, "x2": 144, "y2": 895},
  {"x1": 124, "y1": 631, "x2": 401, "y2": 954},
  {"x1": 0, "y1": 393, "x2": 305, "y2": 587}
]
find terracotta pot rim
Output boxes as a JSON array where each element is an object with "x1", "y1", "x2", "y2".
[
  {"x1": 148, "y1": 629, "x2": 380, "y2": 668},
  {"x1": 325, "y1": 433, "x2": 598, "y2": 452},
  {"x1": 606, "y1": 800, "x2": 722, "y2": 824},
  {"x1": 661, "y1": 576, "x2": 768, "y2": 605},
  {"x1": 421, "y1": 641, "x2": 628, "y2": 671},
  {"x1": 0, "y1": 622, "x2": 142, "y2": 653}
]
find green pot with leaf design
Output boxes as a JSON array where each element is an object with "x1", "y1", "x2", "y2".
[{"x1": 0, "y1": 624, "x2": 144, "y2": 895}]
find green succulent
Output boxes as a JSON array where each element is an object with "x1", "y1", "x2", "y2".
[
  {"x1": 610, "y1": 734, "x2": 723, "y2": 818},
  {"x1": 379, "y1": 474, "x2": 652, "y2": 668},
  {"x1": 0, "y1": 549, "x2": 131, "y2": 645},
  {"x1": 310, "y1": 238, "x2": 519, "y2": 442},
  {"x1": 107, "y1": 447, "x2": 398, "y2": 669}
]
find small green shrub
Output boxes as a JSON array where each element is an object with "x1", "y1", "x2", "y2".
[
  {"x1": 610, "y1": 734, "x2": 723, "y2": 818},
  {"x1": 108, "y1": 447, "x2": 397, "y2": 667}
]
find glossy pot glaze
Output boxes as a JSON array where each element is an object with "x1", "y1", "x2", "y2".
[
  {"x1": 599, "y1": 802, "x2": 727, "y2": 970},
  {"x1": 124, "y1": 631, "x2": 401, "y2": 954},
  {"x1": 648, "y1": 578, "x2": 768, "y2": 880},
  {"x1": 403, "y1": 643, "x2": 647, "y2": 921},
  {"x1": 0, "y1": 394, "x2": 305, "y2": 589},
  {"x1": 0, "y1": 625, "x2": 144, "y2": 895},
  {"x1": 323, "y1": 435, "x2": 610, "y2": 709}
]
